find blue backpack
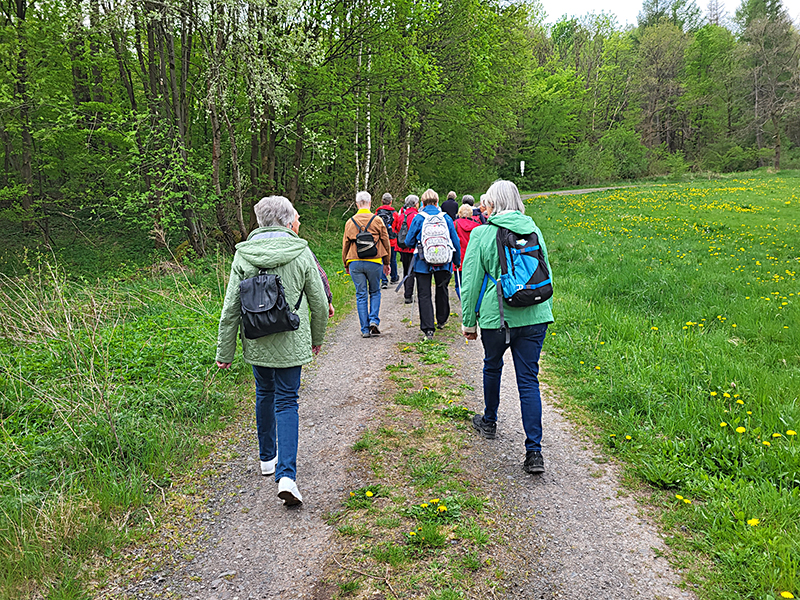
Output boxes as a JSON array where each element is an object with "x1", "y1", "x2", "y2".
[{"x1": 476, "y1": 225, "x2": 552, "y2": 340}]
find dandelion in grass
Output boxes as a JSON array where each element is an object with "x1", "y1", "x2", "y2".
[
  {"x1": 710, "y1": 392, "x2": 717, "y2": 397},
  {"x1": 737, "y1": 399, "x2": 744, "y2": 405},
  {"x1": 430, "y1": 498, "x2": 439, "y2": 504},
  {"x1": 625, "y1": 435, "x2": 632, "y2": 440},
  {"x1": 683, "y1": 499, "x2": 691, "y2": 504},
  {"x1": 747, "y1": 411, "x2": 752, "y2": 415},
  {"x1": 720, "y1": 422, "x2": 728, "y2": 427},
  {"x1": 409, "y1": 531, "x2": 416, "y2": 536},
  {"x1": 780, "y1": 592, "x2": 794, "y2": 598},
  {"x1": 595, "y1": 366, "x2": 601, "y2": 370},
  {"x1": 723, "y1": 393, "x2": 731, "y2": 398},
  {"x1": 773, "y1": 433, "x2": 782, "y2": 438},
  {"x1": 736, "y1": 427, "x2": 746, "y2": 433},
  {"x1": 609, "y1": 434, "x2": 616, "y2": 438},
  {"x1": 747, "y1": 518, "x2": 760, "y2": 526},
  {"x1": 350, "y1": 492, "x2": 355, "y2": 497},
  {"x1": 438, "y1": 505, "x2": 447, "y2": 513},
  {"x1": 787, "y1": 430, "x2": 797, "y2": 436},
  {"x1": 763, "y1": 441, "x2": 771, "y2": 446},
  {"x1": 420, "y1": 503, "x2": 428, "y2": 508},
  {"x1": 366, "y1": 491, "x2": 373, "y2": 498},
  {"x1": 651, "y1": 327, "x2": 658, "y2": 331},
  {"x1": 675, "y1": 494, "x2": 684, "y2": 500}
]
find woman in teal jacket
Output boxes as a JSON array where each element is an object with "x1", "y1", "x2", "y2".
[
  {"x1": 460, "y1": 180, "x2": 553, "y2": 475},
  {"x1": 216, "y1": 195, "x2": 329, "y2": 506}
]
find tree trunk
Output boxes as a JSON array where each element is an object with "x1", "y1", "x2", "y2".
[
  {"x1": 15, "y1": 0, "x2": 34, "y2": 226},
  {"x1": 208, "y1": 94, "x2": 237, "y2": 252},
  {"x1": 221, "y1": 109, "x2": 246, "y2": 235},
  {"x1": 771, "y1": 113, "x2": 781, "y2": 170}
]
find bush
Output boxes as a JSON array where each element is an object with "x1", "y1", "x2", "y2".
[{"x1": 599, "y1": 127, "x2": 648, "y2": 180}]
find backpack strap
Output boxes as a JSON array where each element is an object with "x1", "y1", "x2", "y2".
[
  {"x1": 350, "y1": 216, "x2": 364, "y2": 233},
  {"x1": 258, "y1": 268, "x2": 304, "y2": 311},
  {"x1": 365, "y1": 214, "x2": 377, "y2": 230}
]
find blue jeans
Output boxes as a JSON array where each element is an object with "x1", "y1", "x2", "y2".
[
  {"x1": 349, "y1": 260, "x2": 382, "y2": 334},
  {"x1": 381, "y1": 249, "x2": 399, "y2": 283},
  {"x1": 480, "y1": 323, "x2": 548, "y2": 452},
  {"x1": 253, "y1": 365, "x2": 302, "y2": 481}
]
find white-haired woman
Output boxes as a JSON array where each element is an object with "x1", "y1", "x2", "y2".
[
  {"x1": 460, "y1": 180, "x2": 553, "y2": 475},
  {"x1": 216, "y1": 195, "x2": 329, "y2": 506}
]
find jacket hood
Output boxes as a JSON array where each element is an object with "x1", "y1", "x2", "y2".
[
  {"x1": 487, "y1": 210, "x2": 536, "y2": 235},
  {"x1": 376, "y1": 204, "x2": 395, "y2": 212},
  {"x1": 235, "y1": 226, "x2": 309, "y2": 268},
  {"x1": 455, "y1": 217, "x2": 481, "y2": 233}
]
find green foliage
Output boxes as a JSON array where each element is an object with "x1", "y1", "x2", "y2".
[{"x1": 532, "y1": 172, "x2": 800, "y2": 598}]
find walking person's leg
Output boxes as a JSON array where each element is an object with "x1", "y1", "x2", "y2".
[
  {"x1": 416, "y1": 272, "x2": 435, "y2": 335},
  {"x1": 509, "y1": 323, "x2": 548, "y2": 473},
  {"x1": 349, "y1": 261, "x2": 371, "y2": 336},
  {"x1": 473, "y1": 328, "x2": 508, "y2": 438},
  {"x1": 274, "y1": 365, "x2": 303, "y2": 504},
  {"x1": 253, "y1": 366, "x2": 277, "y2": 474},
  {"x1": 390, "y1": 248, "x2": 399, "y2": 283},
  {"x1": 365, "y1": 261, "x2": 383, "y2": 334},
  {"x1": 401, "y1": 253, "x2": 415, "y2": 302},
  {"x1": 433, "y1": 269, "x2": 451, "y2": 328}
]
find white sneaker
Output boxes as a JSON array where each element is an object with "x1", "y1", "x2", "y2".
[
  {"x1": 277, "y1": 477, "x2": 303, "y2": 506},
  {"x1": 260, "y1": 457, "x2": 277, "y2": 476}
]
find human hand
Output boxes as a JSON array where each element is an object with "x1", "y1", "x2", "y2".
[
  {"x1": 312, "y1": 345, "x2": 322, "y2": 356},
  {"x1": 463, "y1": 332, "x2": 478, "y2": 341},
  {"x1": 383, "y1": 265, "x2": 390, "y2": 276},
  {"x1": 345, "y1": 267, "x2": 350, "y2": 275},
  {"x1": 216, "y1": 361, "x2": 232, "y2": 369},
  {"x1": 328, "y1": 303, "x2": 335, "y2": 318}
]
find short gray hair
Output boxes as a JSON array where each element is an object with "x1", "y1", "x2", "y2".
[
  {"x1": 479, "y1": 193, "x2": 493, "y2": 210},
  {"x1": 254, "y1": 196, "x2": 296, "y2": 228},
  {"x1": 404, "y1": 194, "x2": 419, "y2": 208},
  {"x1": 447, "y1": 191, "x2": 456, "y2": 200},
  {"x1": 382, "y1": 192, "x2": 393, "y2": 204},
  {"x1": 356, "y1": 190, "x2": 371, "y2": 208},
  {"x1": 485, "y1": 180, "x2": 525, "y2": 213},
  {"x1": 461, "y1": 194, "x2": 474, "y2": 206}
]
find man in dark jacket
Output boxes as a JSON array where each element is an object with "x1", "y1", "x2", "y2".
[{"x1": 441, "y1": 191, "x2": 458, "y2": 221}]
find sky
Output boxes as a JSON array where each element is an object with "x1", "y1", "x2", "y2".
[{"x1": 537, "y1": 0, "x2": 800, "y2": 27}]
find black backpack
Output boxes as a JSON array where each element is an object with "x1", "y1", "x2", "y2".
[
  {"x1": 376, "y1": 207, "x2": 396, "y2": 240},
  {"x1": 240, "y1": 270, "x2": 303, "y2": 339},
  {"x1": 396, "y1": 210, "x2": 411, "y2": 249},
  {"x1": 351, "y1": 215, "x2": 379, "y2": 258}
]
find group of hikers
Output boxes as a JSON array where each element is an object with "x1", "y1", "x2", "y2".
[{"x1": 215, "y1": 180, "x2": 554, "y2": 507}]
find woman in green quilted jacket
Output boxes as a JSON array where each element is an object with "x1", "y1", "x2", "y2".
[{"x1": 216, "y1": 195, "x2": 329, "y2": 506}]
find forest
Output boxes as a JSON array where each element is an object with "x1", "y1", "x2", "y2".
[{"x1": 0, "y1": 0, "x2": 798, "y2": 255}]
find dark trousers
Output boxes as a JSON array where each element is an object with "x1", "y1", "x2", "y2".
[
  {"x1": 415, "y1": 270, "x2": 451, "y2": 333},
  {"x1": 400, "y1": 252, "x2": 415, "y2": 299}
]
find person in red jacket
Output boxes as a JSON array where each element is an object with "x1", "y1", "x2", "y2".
[
  {"x1": 375, "y1": 193, "x2": 399, "y2": 288},
  {"x1": 454, "y1": 203, "x2": 482, "y2": 297},
  {"x1": 393, "y1": 194, "x2": 419, "y2": 304}
]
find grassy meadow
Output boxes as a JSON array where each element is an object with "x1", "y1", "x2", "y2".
[
  {"x1": 528, "y1": 171, "x2": 800, "y2": 600},
  {"x1": 0, "y1": 218, "x2": 351, "y2": 598}
]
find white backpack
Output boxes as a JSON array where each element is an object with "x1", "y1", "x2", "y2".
[{"x1": 419, "y1": 211, "x2": 454, "y2": 266}]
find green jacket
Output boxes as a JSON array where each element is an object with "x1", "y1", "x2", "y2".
[
  {"x1": 215, "y1": 227, "x2": 328, "y2": 368},
  {"x1": 460, "y1": 211, "x2": 554, "y2": 330}
]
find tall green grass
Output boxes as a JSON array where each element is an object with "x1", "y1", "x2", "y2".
[{"x1": 528, "y1": 170, "x2": 800, "y2": 599}]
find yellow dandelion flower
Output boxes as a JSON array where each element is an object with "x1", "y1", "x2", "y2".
[
  {"x1": 763, "y1": 441, "x2": 771, "y2": 446},
  {"x1": 625, "y1": 435, "x2": 632, "y2": 440},
  {"x1": 787, "y1": 430, "x2": 797, "y2": 436},
  {"x1": 595, "y1": 366, "x2": 601, "y2": 370},
  {"x1": 420, "y1": 503, "x2": 428, "y2": 508},
  {"x1": 675, "y1": 494, "x2": 684, "y2": 500},
  {"x1": 720, "y1": 422, "x2": 728, "y2": 427},
  {"x1": 710, "y1": 391, "x2": 717, "y2": 396},
  {"x1": 737, "y1": 399, "x2": 744, "y2": 405},
  {"x1": 430, "y1": 498, "x2": 439, "y2": 504},
  {"x1": 747, "y1": 518, "x2": 760, "y2": 526},
  {"x1": 438, "y1": 505, "x2": 447, "y2": 512},
  {"x1": 600, "y1": 341, "x2": 605, "y2": 345},
  {"x1": 651, "y1": 327, "x2": 658, "y2": 331},
  {"x1": 350, "y1": 492, "x2": 355, "y2": 497},
  {"x1": 780, "y1": 592, "x2": 794, "y2": 598},
  {"x1": 747, "y1": 411, "x2": 752, "y2": 415},
  {"x1": 773, "y1": 433, "x2": 782, "y2": 438},
  {"x1": 683, "y1": 499, "x2": 691, "y2": 504},
  {"x1": 732, "y1": 324, "x2": 737, "y2": 328},
  {"x1": 734, "y1": 394, "x2": 740, "y2": 398},
  {"x1": 609, "y1": 434, "x2": 616, "y2": 437},
  {"x1": 723, "y1": 393, "x2": 731, "y2": 398},
  {"x1": 365, "y1": 491, "x2": 373, "y2": 497},
  {"x1": 409, "y1": 531, "x2": 416, "y2": 536},
  {"x1": 736, "y1": 427, "x2": 746, "y2": 433}
]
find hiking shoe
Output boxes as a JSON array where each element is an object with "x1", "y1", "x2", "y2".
[
  {"x1": 278, "y1": 477, "x2": 303, "y2": 506},
  {"x1": 361, "y1": 331, "x2": 371, "y2": 338},
  {"x1": 260, "y1": 457, "x2": 277, "y2": 476},
  {"x1": 381, "y1": 280, "x2": 388, "y2": 289},
  {"x1": 436, "y1": 321, "x2": 447, "y2": 330},
  {"x1": 523, "y1": 451, "x2": 545, "y2": 474},
  {"x1": 424, "y1": 330, "x2": 434, "y2": 340},
  {"x1": 404, "y1": 297, "x2": 413, "y2": 304},
  {"x1": 472, "y1": 414, "x2": 496, "y2": 439},
  {"x1": 390, "y1": 278, "x2": 399, "y2": 284},
  {"x1": 369, "y1": 324, "x2": 381, "y2": 336}
]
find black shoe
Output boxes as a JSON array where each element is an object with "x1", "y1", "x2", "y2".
[
  {"x1": 436, "y1": 321, "x2": 447, "y2": 330},
  {"x1": 523, "y1": 451, "x2": 545, "y2": 474},
  {"x1": 390, "y1": 278, "x2": 399, "y2": 284},
  {"x1": 424, "y1": 330, "x2": 434, "y2": 340},
  {"x1": 472, "y1": 414, "x2": 496, "y2": 439},
  {"x1": 369, "y1": 324, "x2": 381, "y2": 336},
  {"x1": 404, "y1": 297, "x2": 413, "y2": 304},
  {"x1": 381, "y1": 280, "x2": 388, "y2": 289}
]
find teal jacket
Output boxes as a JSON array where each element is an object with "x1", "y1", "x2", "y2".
[
  {"x1": 216, "y1": 227, "x2": 328, "y2": 368},
  {"x1": 460, "y1": 211, "x2": 554, "y2": 330}
]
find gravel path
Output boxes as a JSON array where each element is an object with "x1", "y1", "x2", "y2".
[{"x1": 119, "y1": 284, "x2": 697, "y2": 600}]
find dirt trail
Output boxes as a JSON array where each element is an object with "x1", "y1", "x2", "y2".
[
  {"x1": 120, "y1": 284, "x2": 696, "y2": 600},
  {"x1": 522, "y1": 186, "x2": 633, "y2": 199}
]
